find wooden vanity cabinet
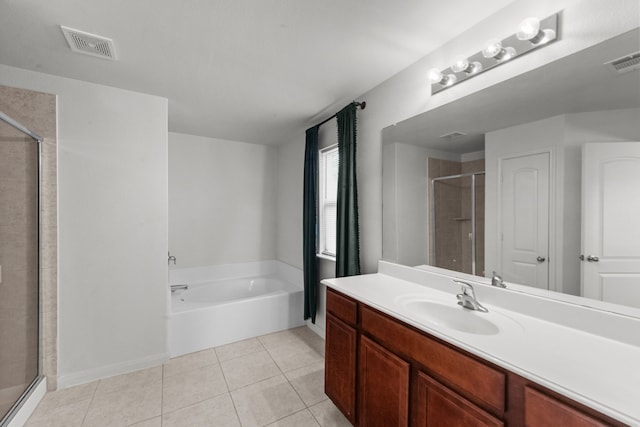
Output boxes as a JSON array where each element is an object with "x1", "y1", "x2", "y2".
[
  {"x1": 325, "y1": 288, "x2": 624, "y2": 427},
  {"x1": 358, "y1": 335, "x2": 410, "y2": 426},
  {"x1": 325, "y1": 290, "x2": 358, "y2": 424}
]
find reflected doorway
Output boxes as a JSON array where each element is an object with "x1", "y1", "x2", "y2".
[{"x1": 430, "y1": 172, "x2": 485, "y2": 276}]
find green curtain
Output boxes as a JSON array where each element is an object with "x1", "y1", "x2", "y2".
[
  {"x1": 303, "y1": 126, "x2": 319, "y2": 323},
  {"x1": 336, "y1": 103, "x2": 361, "y2": 277}
]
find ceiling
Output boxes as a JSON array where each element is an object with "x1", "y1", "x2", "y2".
[{"x1": 0, "y1": 0, "x2": 514, "y2": 145}]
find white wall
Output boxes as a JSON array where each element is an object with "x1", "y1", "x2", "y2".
[
  {"x1": 0, "y1": 64, "x2": 169, "y2": 387},
  {"x1": 169, "y1": 132, "x2": 277, "y2": 269},
  {"x1": 382, "y1": 143, "x2": 430, "y2": 266},
  {"x1": 275, "y1": 0, "x2": 639, "y2": 334}
]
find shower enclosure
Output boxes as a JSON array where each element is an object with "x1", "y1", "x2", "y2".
[
  {"x1": 430, "y1": 172, "x2": 485, "y2": 276},
  {"x1": 0, "y1": 111, "x2": 41, "y2": 425}
]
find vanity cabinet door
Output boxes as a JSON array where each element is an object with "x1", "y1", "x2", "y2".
[
  {"x1": 524, "y1": 386, "x2": 610, "y2": 427},
  {"x1": 359, "y1": 335, "x2": 410, "y2": 427},
  {"x1": 416, "y1": 372, "x2": 503, "y2": 427},
  {"x1": 325, "y1": 313, "x2": 357, "y2": 424}
]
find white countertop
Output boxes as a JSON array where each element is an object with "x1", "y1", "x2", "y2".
[{"x1": 322, "y1": 264, "x2": 640, "y2": 426}]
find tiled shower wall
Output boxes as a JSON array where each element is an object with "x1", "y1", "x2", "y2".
[
  {"x1": 0, "y1": 85, "x2": 57, "y2": 391},
  {"x1": 428, "y1": 158, "x2": 485, "y2": 277},
  {"x1": 0, "y1": 134, "x2": 39, "y2": 417}
]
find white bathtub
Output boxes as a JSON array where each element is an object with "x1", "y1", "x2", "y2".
[{"x1": 168, "y1": 261, "x2": 305, "y2": 357}]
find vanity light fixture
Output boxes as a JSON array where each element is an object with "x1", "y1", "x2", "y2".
[
  {"x1": 451, "y1": 56, "x2": 483, "y2": 74},
  {"x1": 429, "y1": 13, "x2": 559, "y2": 94},
  {"x1": 517, "y1": 17, "x2": 556, "y2": 45},
  {"x1": 428, "y1": 68, "x2": 457, "y2": 86},
  {"x1": 482, "y1": 39, "x2": 516, "y2": 61}
]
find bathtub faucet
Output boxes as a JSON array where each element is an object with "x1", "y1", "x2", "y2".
[
  {"x1": 168, "y1": 251, "x2": 176, "y2": 265},
  {"x1": 170, "y1": 284, "x2": 188, "y2": 293}
]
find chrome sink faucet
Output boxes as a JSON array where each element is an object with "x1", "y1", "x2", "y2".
[
  {"x1": 454, "y1": 280, "x2": 488, "y2": 312},
  {"x1": 491, "y1": 271, "x2": 506, "y2": 288}
]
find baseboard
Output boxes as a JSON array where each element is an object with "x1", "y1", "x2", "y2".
[
  {"x1": 306, "y1": 319, "x2": 325, "y2": 339},
  {"x1": 57, "y1": 352, "x2": 168, "y2": 389}
]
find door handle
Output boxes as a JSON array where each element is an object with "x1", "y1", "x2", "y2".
[
  {"x1": 586, "y1": 255, "x2": 600, "y2": 262},
  {"x1": 536, "y1": 256, "x2": 546, "y2": 263}
]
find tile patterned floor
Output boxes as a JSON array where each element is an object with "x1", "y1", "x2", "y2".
[{"x1": 25, "y1": 327, "x2": 351, "y2": 427}]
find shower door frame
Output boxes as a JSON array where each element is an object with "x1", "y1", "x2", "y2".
[
  {"x1": 430, "y1": 171, "x2": 485, "y2": 276},
  {"x1": 0, "y1": 111, "x2": 43, "y2": 427}
]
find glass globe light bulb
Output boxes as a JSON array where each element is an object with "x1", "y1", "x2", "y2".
[
  {"x1": 517, "y1": 17, "x2": 541, "y2": 41},
  {"x1": 468, "y1": 61, "x2": 483, "y2": 74},
  {"x1": 428, "y1": 68, "x2": 444, "y2": 84},
  {"x1": 451, "y1": 56, "x2": 470, "y2": 73},
  {"x1": 482, "y1": 39, "x2": 503, "y2": 58},
  {"x1": 538, "y1": 28, "x2": 557, "y2": 44},
  {"x1": 443, "y1": 73, "x2": 457, "y2": 86},
  {"x1": 501, "y1": 46, "x2": 517, "y2": 61}
]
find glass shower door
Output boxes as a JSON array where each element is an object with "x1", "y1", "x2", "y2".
[
  {"x1": 431, "y1": 172, "x2": 485, "y2": 276},
  {"x1": 0, "y1": 118, "x2": 40, "y2": 423}
]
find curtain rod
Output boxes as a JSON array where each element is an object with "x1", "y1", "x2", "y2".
[{"x1": 312, "y1": 101, "x2": 366, "y2": 129}]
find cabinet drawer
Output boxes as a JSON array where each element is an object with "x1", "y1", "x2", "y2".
[
  {"x1": 361, "y1": 305, "x2": 506, "y2": 416},
  {"x1": 417, "y1": 372, "x2": 503, "y2": 427},
  {"x1": 327, "y1": 288, "x2": 358, "y2": 326},
  {"x1": 524, "y1": 386, "x2": 610, "y2": 427}
]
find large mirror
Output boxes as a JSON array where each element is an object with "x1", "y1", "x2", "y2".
[{"x1": 382, "y1": 28, "x2": 640, "y2": 311}]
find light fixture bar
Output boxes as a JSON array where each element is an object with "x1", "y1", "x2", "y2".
[{"x1": 430, "y1": 13, "x2": 559, "y2": 95}]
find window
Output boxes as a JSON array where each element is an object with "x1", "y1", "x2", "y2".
[{"x1": 319, "y1": 145, "x2": 338, "y2": 258}]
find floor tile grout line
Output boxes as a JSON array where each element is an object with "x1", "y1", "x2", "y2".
[
  {"x1": 159, "y1": 391, "x2": 236, "y2": 423},
  {"x1": 307, "y1": 405, "x2": 324, "y2": 427},
  {"x1": 214, "y1": 338, "x2": 268, "y2": 364},
  {"x1": 162, "y1": 360, "x2": 220, "y2": 380},
  {"x1": 267, "y1": 407, "x2": 316, "y2": 427},
  {"x1": 227, "y1": 391, "x2": 243, "y2": 426},
  {"x1": 160, "y1": 363, "x2": 164, "y2": 427},
  {"x1": 215, "y1": 351, "x2": 244, "y2": 425},
  {"x1": 79, "y1": 379, "x2": 99, "y2": 427}
]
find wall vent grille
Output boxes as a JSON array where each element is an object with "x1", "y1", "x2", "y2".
[
  {"x1": 604, "y1": 51, "x2": 640, "y2": 74},
  {"x1": 60, "y1": 26, "x2": 117, "y2": 60}
]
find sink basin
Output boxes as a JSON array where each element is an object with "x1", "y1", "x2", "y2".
[{"x1": 403, "y1": 300, "x2": 500, "y2": 335}]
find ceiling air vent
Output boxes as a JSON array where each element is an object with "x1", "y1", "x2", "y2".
[
  {"x1": 60, "y1": 26, "x2": 117, "y2": 60},
  {"x1": 439, "y1": 131, "x2": 467, "y2": 140},
  {"x1": 604, "y1": 51, "x2": 640, "y2": 74}
]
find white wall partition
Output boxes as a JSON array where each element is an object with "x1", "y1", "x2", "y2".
[
  {"x1": 0, "y1": 64, "x2": 169, "y2": 388},
  {"x1": 169, "y1": 132, "x2": 278, "y2": 269}
]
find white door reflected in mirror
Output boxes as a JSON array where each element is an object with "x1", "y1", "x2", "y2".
[
  {"x1": 582, "y1": 142, "x2": 640, "y2": 308},
  {"x1": 499, "y1": 152, "x2": 550, "y2": 290}
]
